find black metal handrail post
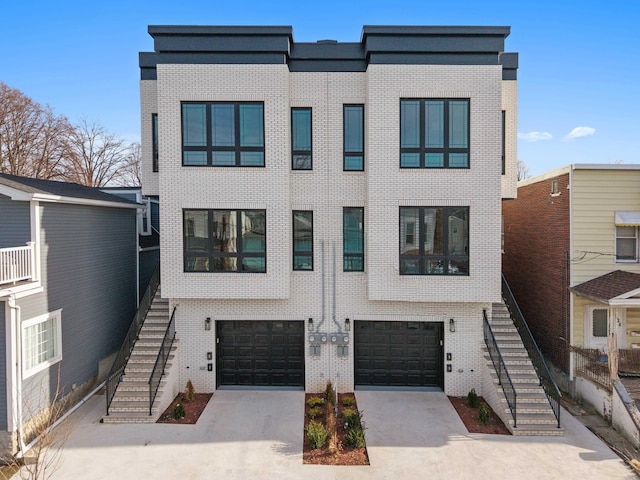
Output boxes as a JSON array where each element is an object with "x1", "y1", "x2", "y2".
[
  {"x1": 106, "y1": 264, "x2": 160, "y2": 415},
  {"x1": 149, "y1": 306, "x2": 176, "y2": 415},
  {"x1": 483, "y1": 309, "x2": 517, "y2": 427},
  {"x1": 501, "y1": 274, "x2": 562, "y2": 428}
]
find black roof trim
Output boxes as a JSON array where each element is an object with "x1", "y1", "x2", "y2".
[{"x1": 140, "y1": 25, "x2": 517, "y2": 77}]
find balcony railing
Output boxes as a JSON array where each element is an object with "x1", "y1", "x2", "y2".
[{"x1": 0, "y1": 243, "x2": 35, "y2": 286}]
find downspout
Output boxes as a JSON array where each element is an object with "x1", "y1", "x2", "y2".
[
  {"x1": 317, "y1": 241, "x2": 325, "y2": 332},
  {"x1": 568, "y1": 166, "x2": 575, "y2": 382},
  {"x1": 332, "y1": 242, "x2": 341, "y2": 333},
  {"x1": 6, "y1": 295, "x2": 25, "y2": 454}
]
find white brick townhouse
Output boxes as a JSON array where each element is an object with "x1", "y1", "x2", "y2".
[{"x1": 138, "y1": 25, "x2": 519, "y2": 396}]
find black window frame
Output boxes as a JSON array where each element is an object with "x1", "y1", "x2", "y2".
[
  {"x1": 399, "y1": 206, "x2": 469, "y2": 276},
  {"x1": 181, "y1": 101, "x2": 265, "y2": 167},
  {"x1": 400, "y1": 99, "x2": 470, "y2": 169},
  {"x1": 292, "y1": 210, "x2": 313, "y2": 271},
  {"x1": 183, "y1": 209, "x2": 267, "y2": 273},
  {"x1": 343, "y1": 207, "x2": 364, "y2": 272},
  {"x1": 291, "y1": 107, "x2": 312, "y2": 170},
  {"x1": 152, "y1": 113, "x2": 159, "y2": 172},
  {"x1": 501, "y1": 110, "x2": 505, "y2": 175},
  {"x1": 343, "y1": 104, "x2": 364, "y2": 172}
]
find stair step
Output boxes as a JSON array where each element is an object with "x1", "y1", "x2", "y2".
[
  {"x1": 103, "y1": 413, "x2": 158, "y2": 424},
  {"x1": 512, "y1": 413, "x2": 561, "y2": 426},
  {"x1": 127, "y1": 354, "x2": 175, "y2": 364},
  {"x1": 125, "y1": 361, "x2": 173, "y2": 374}
]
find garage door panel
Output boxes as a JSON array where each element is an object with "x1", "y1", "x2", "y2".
[
  {"x1": 355, "y1": 321, "x2": 443, "y2": 389},
  {"x1": 217, "y1": 321, "x2": 304, "y2": 387}
]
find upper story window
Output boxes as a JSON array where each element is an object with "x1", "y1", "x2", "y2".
[
  {"x1": 292, "y1": 108, "x2": 312, "y2": 170},
  {"x1": 182, "y1": 102, "x2": 264, "y2": 167},
  {"x1": 616, "y1": 226, "x2": 638, "y2": 262},
  {"x1": 293, "y1": 211, "x2": 313, "y2": 270},
  {"x1": 343, "y1": 207, "x2": 364, "y2": 271},
  {"x1": 400, "y1": 99, "x2": 470, "y2": 169},
  {"x1": 183, "y1": 209, "x2": 266, "y2": 273},
  {"x1": 343, "y1": 105, "x2": 364, "y2": 171},
  {"x1": 399, "y1": 206, "x2": 469, "y2": 275},
  {"x1": 152, "y1": 113, "x2": 159, "y2": 172},
  {"x1": 501, "y1": 110, "x2": 505, "y2": 175}
]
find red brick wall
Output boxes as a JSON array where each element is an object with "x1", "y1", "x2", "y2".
[{"x1": 502, "y1": 173, "x2": 571, "y2": 372}]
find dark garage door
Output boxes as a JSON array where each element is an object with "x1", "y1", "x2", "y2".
[
  {"x1": 355, "y1": 321, "x2": 444, "y2": 388},
  {"x1": 216, "y1": 320, "x2": 304, "y2": 387}
]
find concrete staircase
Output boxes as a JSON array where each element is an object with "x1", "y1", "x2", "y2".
[
  {"x1": 103, "y1": 287, "x2": 177, "y2": 424},
  {"x1": 485, "y1": 302, "x2": 564, "y2": 436}
]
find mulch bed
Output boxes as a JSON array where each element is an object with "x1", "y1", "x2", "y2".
[
  {"x1": 303, "y1": 393, "x2": 370, "y2": 465},
  {"x1": 448, "y1": 396, "x2": 511, "y2": 435},
  {"x1": 157, "y1": 393, "x2": 213, "y2": 424}
]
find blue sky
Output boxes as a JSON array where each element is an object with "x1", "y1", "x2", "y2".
[{"x1": 1, "y1": 0, "x2": 638, "y2": 176}]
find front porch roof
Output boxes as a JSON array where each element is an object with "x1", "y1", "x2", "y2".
[{"x1": 571, "y1": 270, "x2": 640, "y2": 306}]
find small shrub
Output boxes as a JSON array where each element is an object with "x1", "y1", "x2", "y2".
[
  {"x1": 342, "y1": 408, "x2": 362, "y2": 429},
  {"x1": 466, "y1": 388, "x2": 479, "y2": 408},
  {"x1": 478, "y1": 402, "x2": 491, "y2": 425},
  {"x1": 184, "y1": 380, "x2": 196, "y2": 403},
  {"x1": 345, "y1": 426, "x2": 366, "y2": 448},
  {"x1": 325, "y1": 382, "x2": 336, "y2": 406},
  {"x1": 307, "y1": 407, "x2": 323, "y2": 419},
  {"x1": 342, "y1": 395, "x2": 356, "y2": 407},
  {"x1": 173, "y1": 402, "x2": 185, "y2": 420},
  {"x1": 305, "y1": 420, "x2": 328, "y2": 449},
  {"x1": 306, "y1": 396, "x2": 325, "y2": 408}
]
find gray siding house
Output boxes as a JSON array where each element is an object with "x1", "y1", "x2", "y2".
[{"x1": 0, "y1": 174, "x2": 139, "y2": 455}]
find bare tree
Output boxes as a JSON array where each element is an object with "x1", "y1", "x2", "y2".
[
  {"x1": 115, "y1": 142, "x2": 141, "y2": 187},
  {"x1": 517, "y1": 159, "x2": 531, "y2": 181},
  {"x1": 0, "y1": 82, "x2": 72, "y2": 179},
  {"x1": 64, "y1": 119, "x2": 132, "y2": 187}
]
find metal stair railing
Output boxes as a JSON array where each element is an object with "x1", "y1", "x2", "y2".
[
  {"x1": 483, "y1": 309, "x2": 518, "y2": 428},
  {"x1": 502, "y1": 274, "x2": 562, "y2": 428},
  {"x1": 106, "y1": 264, "x2": 160, "y2": 415},
  {"x1": 149, "y1": 306, "x2": 176, "y2": 415}
]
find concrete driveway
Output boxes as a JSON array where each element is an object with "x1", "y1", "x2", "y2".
[{"x1": 37, "y1": 390, "x2": 635, "y2": 479}]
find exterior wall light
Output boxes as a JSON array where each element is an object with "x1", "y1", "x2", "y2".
[
  {"x1": 449, "y1": 318, "x2": 455, "y2": 333},
  {"x1": 308, "y1": 317, "x2": 313, "y2": 331},
  {"x1": 345, "y1": 318, "x2": 351, "y2": 331},
  {"x1": 205, "y1": 317, "x2": 211, "y2": 331}
]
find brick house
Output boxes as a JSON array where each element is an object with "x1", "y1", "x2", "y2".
[
  {"x1": 104, "y1": 25, "x2": 560, "y2": 430},
  {"x1": 503, "y1": 164, "x2": 640, "y2": 429}
]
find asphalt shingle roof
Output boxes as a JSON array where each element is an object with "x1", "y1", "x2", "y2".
[
  {"x1": 570, "y1": 270, "x2": 640, "y2": 303},
  {"x1": 0, "y1": 173, "x2": 138, "y2": 206}
]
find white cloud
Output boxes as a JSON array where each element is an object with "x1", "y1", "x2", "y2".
[
  {"x1": 563, "y1": 126, "x2": 595, "y2": 141},
  {"x1": 518, "y1": 131, "x2": 553, "y2": 142}
]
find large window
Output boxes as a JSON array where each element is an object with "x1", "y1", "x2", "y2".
[
  {"x1": 182, "y1": 102, "x2": 265, "y2": 167},
  {"x1": 22, "y1": 310, "x2": 63, "y2": 378},
  {"x1": 292, "y1": 108, "x2": 312, "y2": 170},
  {"x1": 399, "y1": 207, "x2": 469, "y2": 275},
  {"x1": 400, "y1": 99, "x2": 470, "y2": 168},
  {"x1": 343, "y1": 207, "x2": 364, "y2": 271},
  {"x1": 183, "y1": 209, "x2": 266, "y2": 272},
  {"x1": 293, "y1": 211, "x2": 313, "y2": 270},
  {"x1": 152, "y1": 113, "x2": 159, "y2": 172},
  {"x1": 343, "y1": 105, "x2": 364, "y2": 171},
  {"x1": 616, "y1": 226, "x2": 638, "y2": 262}
]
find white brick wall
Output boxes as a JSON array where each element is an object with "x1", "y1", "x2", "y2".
[
  {"x1": 140, "y1": 80, "x2": 158, "y2": 197},
  {"x1": 501, "y1": 80, "x2": 518, "y2": 199},
  {"x1": 143, "y1": 61, "x2": 516, "y2": 396}
]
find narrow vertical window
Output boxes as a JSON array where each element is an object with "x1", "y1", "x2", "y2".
[
  {"x1": 616, "y1": 226, "x2": 638, "y2": 262},
  {"x1": 291, "y1": 108, "x2": 312, "y2": 170},
  {"x1": 152, "y1": 113, "x2": 159, "y2": 172},
  {"x1": 293, "y1": 211, "x2": 313, "y2": 270},
  {"x1": 343, "y1": 105, "x2": 364, "y2": 171},
  {"x1": 343, "y1": 207, "x2": 364, "y2": 271},
  {"x1": 501, "y1": 110, "x2": 506, "y2": 175}
]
